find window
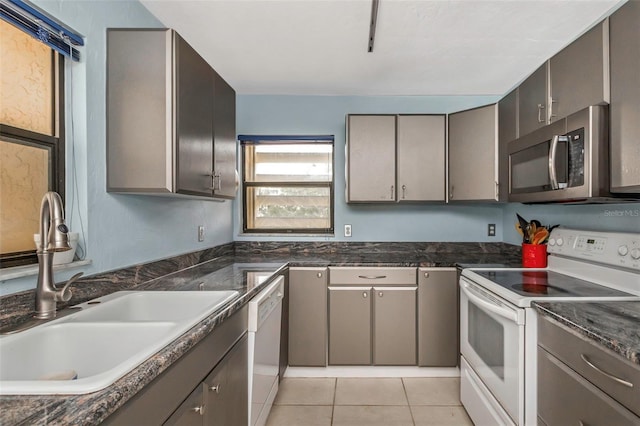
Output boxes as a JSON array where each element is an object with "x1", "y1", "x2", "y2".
[
  {"x1": 0, "y1": 19, "x2": 65, "y2": 267},
  {"x1": 241, "y1": 136, "x2": 334, "y2": 234}
]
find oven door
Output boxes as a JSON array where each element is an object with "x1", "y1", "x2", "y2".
[{"x1": 460, "y1": 277, "x2": 525, "y2": 424}]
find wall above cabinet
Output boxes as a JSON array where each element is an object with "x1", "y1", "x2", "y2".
[{"x1": 107, "y1": 29, "x2": 237, "y2": 201}]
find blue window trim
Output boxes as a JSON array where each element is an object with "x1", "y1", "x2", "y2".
[{"x1": 1, "y1": 0, "x2": 83, "y2": 61}]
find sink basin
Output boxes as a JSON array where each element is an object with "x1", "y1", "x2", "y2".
[
  {"x1": 63, "y1": 291, "x2": 239, "y2": 323},
  {"x1": 0, "y1": 290, "x2": 239, "y2": 394}
]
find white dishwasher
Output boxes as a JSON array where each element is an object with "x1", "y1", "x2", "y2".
[{"x1": 248, "y1": 275, "x2": 284, "y2": 426}]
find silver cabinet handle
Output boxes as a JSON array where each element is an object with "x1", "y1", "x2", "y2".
[
  {"x1": 358, "y1": 275, "x2": 387, "y2": 279},
  {"x1": 378, "y1": 291, "x2": 383, "y2": 297},
  {"x1": 494, "y1": 181, "x2": 499, "y2": 200},
  {"x1": 207, "y1": 172, "x2": 221, "y2": 191},
  {"x1": 210, "y1": 384, "x2": 220, "y2": 393},
  {"x1": 449, "y1": 185, "x2": 454, "y2": 200},
  {"x1": 549, "y1": 98, "x2": 558, "y2": 120},
  {"x1": 423, "y1": 272, "x2": 429, "y2": 278},
  {"x1": 390, "y1": 185, "x2": 394, "y2": 199},
  {"x1": 363, "y1": 292, "x2": 368, "y2": 298},
  {"x1": 402, "y1": 184, "x2": 406, "y2": 199},
  {"x1": 317, "y1": 272, "x2": 323, "y2": 278},
  {"x1": 580, "y1": 354, "x2": 633, "y2": 388},
  {"x1": 192, "y1": 405, "x2": 205, "y2": 415},
  {"x1": 537, "y1": 103, "x2": 545, "y2": 123}
]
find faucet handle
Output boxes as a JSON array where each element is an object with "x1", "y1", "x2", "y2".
[{"x1": 56, "y1": 272, "x2": 84, "y2": 302}]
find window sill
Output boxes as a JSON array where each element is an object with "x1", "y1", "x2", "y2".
[{"x1": 0, "y1": 259, "x2": 92, "y2": 281}]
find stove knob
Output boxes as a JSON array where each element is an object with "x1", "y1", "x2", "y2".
[
  {"x1": 548, "y1": 238, "x2": 556, "y2": 246},
  {"x1": 631, "y1": 248, "x2": 640, "y2": 260},
  {"x1": 618, "y1": 245, "x2": 629, "y2": 256},
  {"x1": 556, "y1": 238, "x2": 564, "y2": 246}
]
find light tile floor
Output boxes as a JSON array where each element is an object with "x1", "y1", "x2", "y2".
[{"x1": 266, "y1": 378, "x2": 473, "y2": 426}]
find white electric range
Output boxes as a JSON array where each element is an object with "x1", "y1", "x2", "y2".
[{"x1": 459, "y1": 228, "x2": 640, "y2": 426}]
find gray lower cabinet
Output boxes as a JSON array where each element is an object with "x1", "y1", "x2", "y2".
[
  {"x1": 106, "y1": 28, "x2": 236, "y2": 200},
  {"x1": 288, "y1": 267, "x2": 327, "y2": 366},
  {"x1": 448, "y1": 104, "x2": 499, "y2": 201},
  {"x1": 609, "y1": 0, "x2": 640, "y2": 193},
  {"x1": 417, "y1": 268, "x2": 458, "y2": 367},
  {"x1": 104, "y1": 306, "x2": 248, "y2": 425},
  {"x1": 537, "y1": 315, "x2": 640, "y2": 425},
  {"x1": 373, "y1": 287, "x2": 417, "y2": 365},
  {"x1": 328, "y1": 267, "x2": 417, "y2": 366},
  {"x1": 329, "y1": 287, "x2": 372, "y2": 365}
]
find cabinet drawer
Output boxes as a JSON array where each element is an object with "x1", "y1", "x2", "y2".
[
  {"x1": 538, "y1": 347, "x2": 639, "y2": 426},
  {"x1": 329, "y1": 267, "x2": 416, "y2": 286},
  {"x1": 538, "y1": 315, "x2": 640, "y2": 417}
]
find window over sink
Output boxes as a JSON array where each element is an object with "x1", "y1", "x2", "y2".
[{"x1": 240, "y1": 135, "x2": 334, "y2": 234}]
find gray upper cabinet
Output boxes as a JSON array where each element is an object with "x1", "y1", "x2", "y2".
[
  {"x1": 346, "y1": 114, "x2": 446, "y2": 203},
  {"x1": 609, "y1": 0, "x2": 640, "y2": 193},
  {"x1": 397, "y1": 115, "x2": 446, "y2": 202},
  {"x1": 107, "y1": 29, "x2": 237, "y2": 200},
  {"x1": 498, "y1": 89, "x2": 518, "y2": 202},
  {"x1": 346, "y1": 115, "x2": 397, "y2": 202},
  {"x1": 448, "y1": 104, "x2": 499, "y2": 202},
  {"x1": 518, "y1": 63, "x2": 548, "y2": 138},
  {"x1": 548, "y1": 20, "x2": 609, "y2": 123}
]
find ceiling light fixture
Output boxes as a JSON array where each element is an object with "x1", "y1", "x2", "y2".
[{"x1": 368, "y1": 0, "x2": 379, "y2": 52}]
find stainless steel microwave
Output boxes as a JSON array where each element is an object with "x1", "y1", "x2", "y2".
[{"x1": 508, "y1": 105, "x2": 612, "y2": 203}]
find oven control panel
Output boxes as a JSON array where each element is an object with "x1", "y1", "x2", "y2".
[{"x1": 548, "y1": 228, "x2": 640, "y2": 271}]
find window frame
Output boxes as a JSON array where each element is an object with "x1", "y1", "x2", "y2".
[
  {"x1": 0, "y1": 49, "x2": 65, "y2": 268},
  {"x1": 241, "y1": 139, "x2": 335, "y2": 235}
]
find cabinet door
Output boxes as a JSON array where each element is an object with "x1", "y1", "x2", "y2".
[
  {"x1": 448, "y1": 104, "x2": 499, "y2": 201},
  {"x1": 106, "y1": 29, "x2": 174, "y2": 193},
  {"x1": 498, "y1": 89, "x2": 517, "y2": 202},
  {"x1": 518, "y1": 63, "x2": 548, "y2": 137},
  {"x1": 203, "y1": 335, "x2": 248, "y2": 426},
  {"x1": 610, "y1": 0, "x2": 640, "y2": 193},
  {"x1": 397, "y1": 115, "x2": 446, "y2": 201},
  {"x1": 549, "y1": 20, "x2": 609, "y2": 123},
  {"x1": 373, "y1": 287, "x2": 416, "y2": 365},
  {"x1": 289, "y1": 268, "x2": 327, "y2": 366},
  {"x1": 212, "y1": 71, "x2": 237, "y2": 199},
  {"x1": 537, "y1": 347, "x2": 639, "y2": 426},
  {"x1": 329, "y1": 287, "x2": 371, "y2": 365},
  {"x1": 175, "y1": 33, "x2": 214, "y2": 197},
  {"x1": 346, "y1": 115, "x2": 396, "y2": 202},
  {"x1": 163, "y1": 384, "x2": 205, "y2": 426},
  {"x1": 417, "y1": 268, "x2": 458, "y2": 367}
]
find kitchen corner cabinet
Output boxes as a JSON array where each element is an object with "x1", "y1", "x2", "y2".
[
  {"x1": 448, "y1": 104, "x2": 499, "y2": 202},
  {"x1": 609, "y1": 0, "x2": 640, "y2": 193},
  {"x1": 288, "y1": 267, "x2": 327, "y2": 367},
  {"x1": 328, "y1": 267, "x2": 417, "y2": 365},
  {"x1": 417, "y1": 268, "x2": 458, "y2": 367},
  {"x1": 107, "y1": 29, "x2": 237, "y2": 200},
  {"x1": 346, "y1": 114, "x2": 446, "y2": 203}
]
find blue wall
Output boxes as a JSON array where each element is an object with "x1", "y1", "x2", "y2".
[
  {"x1": 1, "y1": 1, "x2": 233, "y2": 295},
  {"x1": 235, "y1": 95, "x2": 507, "y2": 242}
]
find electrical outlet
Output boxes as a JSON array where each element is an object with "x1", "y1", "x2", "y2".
[
  {"x1": 198, "y1": 225, "x2": 205, "y2": 242},
  {"x1": 488, "y1": 223, "x2": 496, "y2": 237},
  {"x1": 344, "y1": 224, "x2": 352, "y2": 237}
]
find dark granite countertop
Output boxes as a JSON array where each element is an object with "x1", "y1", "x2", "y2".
[
  {"x1": 534, "y1": 301, "x2": 640, "y2": 366},
  {"x1": 0, "y1": 244, "x2": 522, "y2": 425}
]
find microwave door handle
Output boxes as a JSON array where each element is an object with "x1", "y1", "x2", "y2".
[
  {"x1": 460, "y1": 281, "x2": 520, "y2": 324},
  {"x1": 549, "y1": 135, "x2": 560, "y2": 190}
]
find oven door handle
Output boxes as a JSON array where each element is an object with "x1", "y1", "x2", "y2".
[{"x1": 461, "y1": 281, "x2": 521, "y2": 324}]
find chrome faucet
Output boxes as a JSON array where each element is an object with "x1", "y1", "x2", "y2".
[{"x1": 35, "y1": 191, "x2": 83, "y2": 319}]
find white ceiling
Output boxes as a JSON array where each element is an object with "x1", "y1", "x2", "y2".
[{"x1": 140, "y1": 0, "x2": 625, "y2": 96}]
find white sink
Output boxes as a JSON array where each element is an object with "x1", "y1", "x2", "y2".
[{"x1": 0, "y1": 290, "x2": 239, "y2": 395}]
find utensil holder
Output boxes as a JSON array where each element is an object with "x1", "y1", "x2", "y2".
[{"x1": 522, "y1": 243, "x2": 547, "y2": 268}]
